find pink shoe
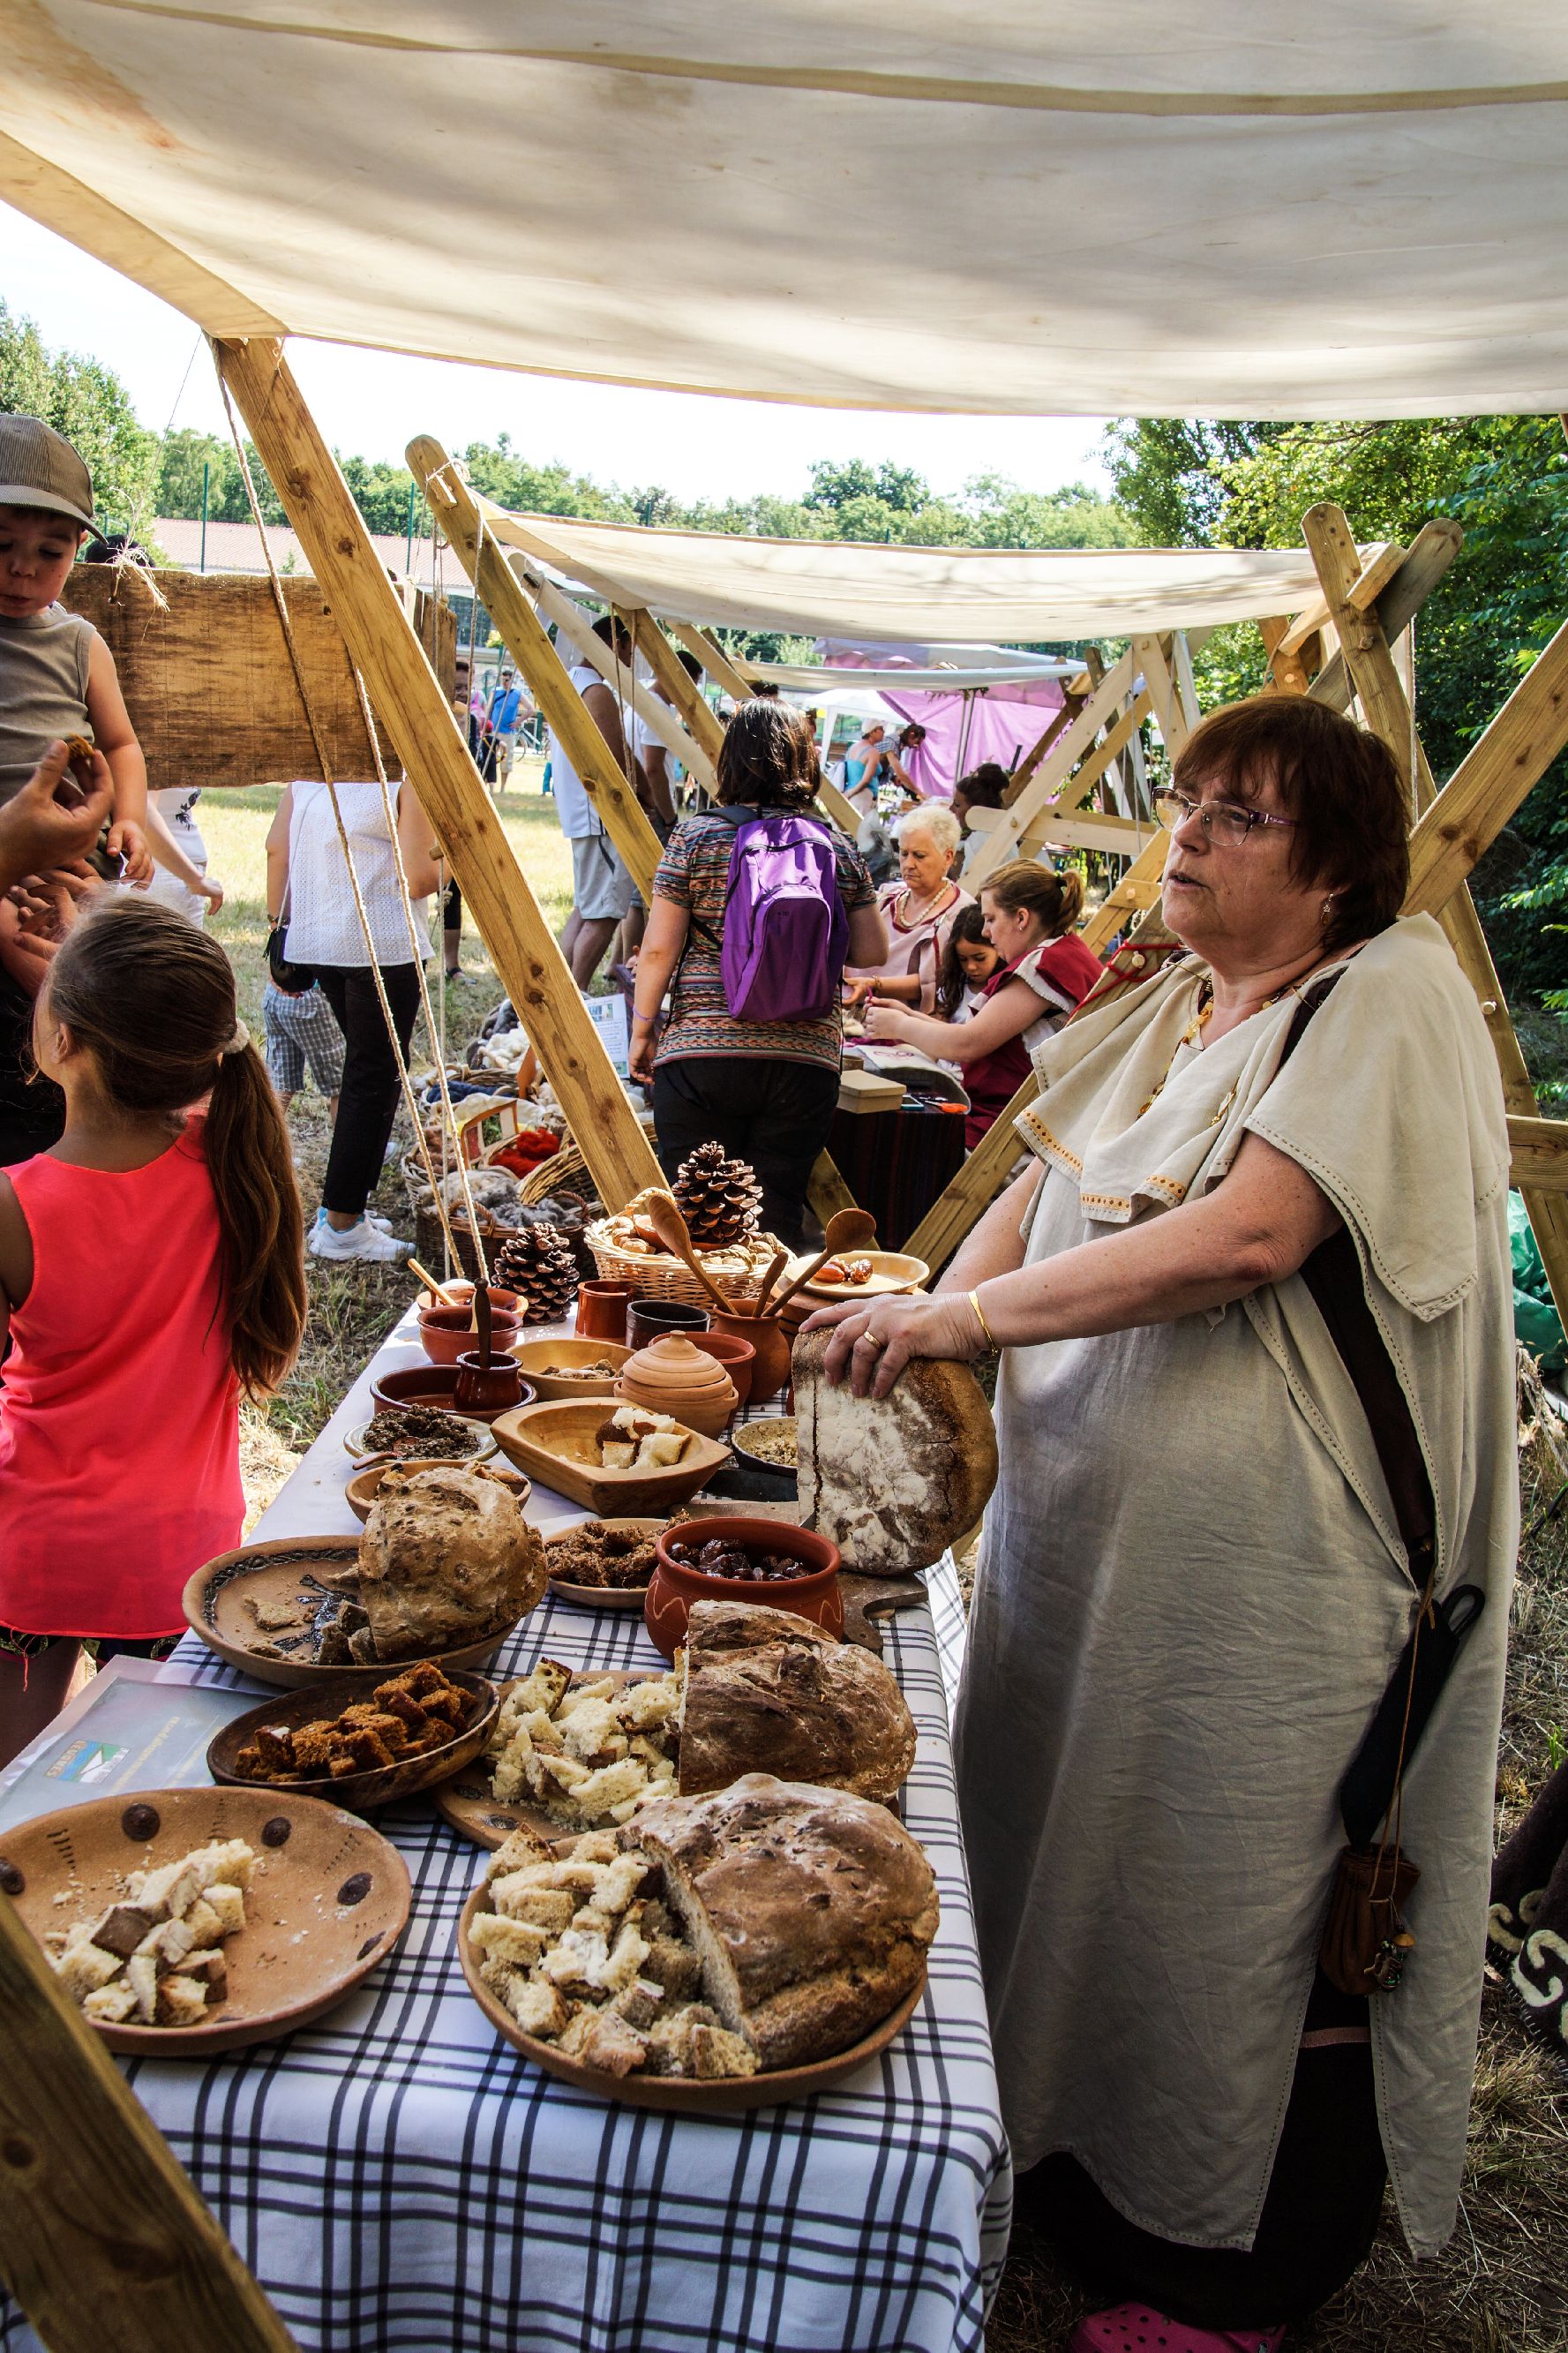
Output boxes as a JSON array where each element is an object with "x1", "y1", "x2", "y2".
[{"x1": 1069, "y1": 2308, "x2": 1285, "y2": 2353}]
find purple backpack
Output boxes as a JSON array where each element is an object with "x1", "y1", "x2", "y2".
[{"x1": 708, "y1": 806, "x2": 849, "y2": 1024}]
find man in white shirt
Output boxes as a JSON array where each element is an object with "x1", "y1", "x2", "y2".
[{"x1": 546, "y1": 613, "x2": 642, "y2": 987}]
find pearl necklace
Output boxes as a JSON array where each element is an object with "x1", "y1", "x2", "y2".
[{"x1": 894, "y1": 881, "x2": 957, "y2": 930}]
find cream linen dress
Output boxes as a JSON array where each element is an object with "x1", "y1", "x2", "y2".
[{"x1": 954, "y1": 914, "x2": 1516, "y2": 2258}]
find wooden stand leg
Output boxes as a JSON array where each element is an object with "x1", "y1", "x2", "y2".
[
  {"x1": 0, "y1": 1893, "x2": 296, "y2": 2353},
  {"x1": 214, "y1": 337, "x2": 661, "y2": 1212}
]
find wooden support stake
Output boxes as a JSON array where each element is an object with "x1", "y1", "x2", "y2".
[
  {"x1": 967, "y1": 655, "x2": 1137, "y2": 885},
  {"x1": 1406, "y1": 614, "x2": 1568, "y2": 917},
  {"x1": 1309, "y1": 521, "x2": 1463, "y2": 714},
  {"x1": 1006, "y1": 690, "x2": 1084, "y2": 803},
  {"x1": 522, "y1": 571, "x2": 714, "y2": 795},
  {"x1": 1131, "y1": 634, "x2": 1192, "y2": 756},
  {"x1": 217, "y1": 340, "x2": 661, "y2": 1211},
  {"x1": 1302, "y1": 504, "x2": 1418, "y2": 795},
  {"x1": 0, "y1": 1892, "x2": 296, "y2": 2352},
  {"x1": 407, "y1": 437, "x2": 664, "y2": 899},
  {"x1": 662, "y1": 620, "x2": 860, "y2": 834},
  {"x1": 1258, "y1": 615, "x2": 1311, "y2": 695},
  {"x1": 629, "y1": 610, "x2": 725, "y2": 766}
]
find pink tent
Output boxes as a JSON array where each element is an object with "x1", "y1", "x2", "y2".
[{"x1": 881, "y1": 680, "x2": 1063, "y2": 801}]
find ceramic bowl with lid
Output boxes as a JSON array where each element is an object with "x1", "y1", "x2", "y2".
[{"x1": 613, "y1": 1333, "x2": 738, "y2": 1440}]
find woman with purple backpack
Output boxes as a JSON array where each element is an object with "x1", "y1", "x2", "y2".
[{"x1": 628, "y1": 701, "x2": 889, "y2": 1246}]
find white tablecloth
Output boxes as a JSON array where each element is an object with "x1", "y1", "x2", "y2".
[{"x1": 3, "y1": 1312, "x2": 1010, "y2": 2353}]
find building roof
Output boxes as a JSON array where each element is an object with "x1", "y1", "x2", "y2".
[{"x1": 150, "y1": 516, "x2": 453, "y2": 590}]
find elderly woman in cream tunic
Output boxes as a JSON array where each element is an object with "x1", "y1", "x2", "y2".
[{"x1": 805, "y1": 695, "x2": 1515, "y2": 2353}]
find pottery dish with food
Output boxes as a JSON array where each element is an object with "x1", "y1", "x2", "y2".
[
  {"x1": 781, "y1": 1249, "x2": 929, "y2": 1300},
  {"x1": 545, "y1": 1516, "x2": 663, "y2": 1608},
  {"x1": 345, "y1": 1457, "x2": 529, "y2": 1526},
  {"x1": 3, "y1": 1785, "x2": 410, "y2": 2055},
  {"x1": 645, "y1": 1515, "x2": 841, "y2": 1659},
  {"x1": 615, "y1": 1334, "x2": 738, "y2": 1440},
  {"x1": 491, "y1": 1400, "x2": 729, "y2": 1518},
  {"x1": 369, "y1": 1364, "x2": 536, "y2": 1427},
  {"x1": 344, "y1": 1406, "x2": 497, "y2": 1465},
  {"x1": 419, "y1": 1304, "x2": 522, "y2": 1366},
  {"x1": 510, "y1": 1336, "x2": 632, "y2": 1400},
  {"x1": 208, "y1": 1664, "x2": 498, "y2": 1815}
]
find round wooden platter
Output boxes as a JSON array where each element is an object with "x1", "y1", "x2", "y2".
[
  {"x1": 342, "y1": 1415, "x2": 497, "y2": 1465},
  {"x1": 207, "y1": 1670, "x2": 500, "y2": 1817},
  {"x1": 544, "y1": 1516, "x2": 662, "y2": 1613},
  {"x1": 457, "y1": 1880, "x2": 927, "y2": 2114},
  {"x1": 345, "y1": 1458, "x2": 529, "y2": 1527},
  {"x1": 181, "y1": 1535, "x2": 522, "y2": 1692},
  {"x1": 435, "y1": 1665, "x2": 664, "y2": 1850},
  {"x1": 1, "y1": 1785, "x2": 410, "y2": 2056}
]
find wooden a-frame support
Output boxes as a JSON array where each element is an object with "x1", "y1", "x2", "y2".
[{"x1": 214, "y1": 339, "x2": 663, "y2": 1211}]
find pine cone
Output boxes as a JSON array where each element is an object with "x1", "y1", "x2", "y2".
[
  {"x1": 673, "y1": 1142, "x2": 762, "y2": 1249},
  {"x1": 494, "y1": 1224, "x2": 579, "y2": 1325}
]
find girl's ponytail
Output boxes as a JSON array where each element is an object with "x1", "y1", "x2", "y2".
[
  {"x1": 41, "y1": 898, "x2": 306, "y2": 1398},
  {"x1": 982, "y1": 858, "x2": 1084, "y2": 940},
  {"x1": 204, "y1": 1037, "x2": 307, "y2": 1397}
]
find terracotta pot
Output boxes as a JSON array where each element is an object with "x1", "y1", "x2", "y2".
[
  {"x1": 615, "y1": 1334, "x2": 737, "y2": 1440},
  {"x1": 420, "y1": 1305, "x2": 521, "y2": 1366},
  {"x1": 706, "y1": 1310, "x2": 792, "y2": 1408},
  {"x1": 368, "y1": 1363, "x2": 536, "y2": 1425},
  {"x1": 690, "y1": 1330, "x2": 755, "y2": 1410},
  {"x1": 626, "y1": 1299, "x2": 709, "y2": 1350},
  {"x1": 643, "y1": 1516, "x2": 843, "y2": 1660},
  {"x1": 434, "y1": 1283, "x2": 521, "y2": 1317},
  {"x1": 575, "y1": 1281, "x2": 634, "y2": 1344},
  {"x1": 453, "y1": 1350, "x2": 527, "y2": 1413}
]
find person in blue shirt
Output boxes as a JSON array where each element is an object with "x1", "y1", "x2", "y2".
[{"x1": 484, "y1": 668, "x2": 535, "y2": 793}]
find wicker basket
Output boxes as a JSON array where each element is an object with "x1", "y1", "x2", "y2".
[{"x1": 584, "y1": 1211, "x2": 782, "y2": 1312}]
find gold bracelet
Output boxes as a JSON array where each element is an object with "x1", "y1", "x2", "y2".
[{"x1": 969, "y1": 1287, "x2": 1000, "y2": 1353}]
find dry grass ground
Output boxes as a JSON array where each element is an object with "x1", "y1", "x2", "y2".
[{"x1": 206, "y1": 783, "x2": 1568, "y2": 2345}]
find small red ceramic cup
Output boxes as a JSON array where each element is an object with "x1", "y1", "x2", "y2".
[
  {"x1": 575, "y1": 1281, "x2": 634, "y2": 1343},
  {"x1": 643, "y1": 1516, "x2": 842, "y2": 1660}
]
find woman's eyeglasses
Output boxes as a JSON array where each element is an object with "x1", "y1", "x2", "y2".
[{"x1": 1153, "y1": 787, "x2": 1300, "y2": 847}]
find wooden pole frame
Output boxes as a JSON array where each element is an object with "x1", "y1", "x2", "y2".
[{"x1": 215, "y1": 340, "x2": 661, "y2": 1213}]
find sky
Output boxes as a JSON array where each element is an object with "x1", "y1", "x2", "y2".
[{"x1": 3, "y1": 205, "x2": 1114, "y2": 508}]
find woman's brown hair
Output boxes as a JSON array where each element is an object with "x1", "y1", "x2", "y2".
[
  {"x1": 1173, "y1": 695, "x2": 1408, "y2": 953},
  {"x1": 43, "y1": 898, "x2": 306, "y2": 1397},
  {"x1": 981, "y1": 858, "x2": 1084, "y2": 939},
  {"x1": 716, "y1": 699, "x2": 822, "y2": 814}
]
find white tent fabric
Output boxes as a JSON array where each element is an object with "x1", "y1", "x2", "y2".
[
  {"x1": 748, "y1": 659, "x2": 1078, "y2": 691},
  {"x1": 2, "y1": 4, "x2": 1565, "y2": 417},
  {"x1": 494, "y1": 504, "x2": 1340, "y2": 643}
]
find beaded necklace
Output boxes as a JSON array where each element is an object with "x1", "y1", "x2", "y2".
[{"x1": 1134, "y1": 974, "x2": 1299, "y2": 1120}]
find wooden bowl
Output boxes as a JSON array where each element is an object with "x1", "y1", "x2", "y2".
[
  {"x1": 458, "y1": 1878, "x2": 926, "y2": 2110},
  {"x1": 706, "y1": 1310, "x2": 792, "y2": 1407},
  {"x1": 785, "y1": 1249, "x2": 929, "y2": 1300},
  {"x1": 207, "y1": 1671, "x2": 499, "y2": 1815},
  {"x1": 1, "y1": 1786, "x2": 410, "y2": 2055},
  {"x1": 182, "y1": 1535, "x2": 523, "y2": 1691},
  {"x1": 436, "y1": 1666, "x2": 661, "y2": 1847},
  {"x1": 544, "y1": 1515, "x2": 662, "y2": 1612},
  {"x1": 509, "y1": 1336, "x2": 632, "y2": 1400},
  {"x1": 369, "y1": 1364, "x2": 536, "y2": 1425},
  {"x1": 490, "y1": 1400, "x2": 729, "y2": 1516},
  {"x1": 344, "y1": 1458, "x2": 530, "y2": 1526},
  {"x1": 644, "y1": 1515, "x2": 842, "y2": 1661},
  {"x1": 419, "y1": 1304, "x2": 521, "y2": 1365}
]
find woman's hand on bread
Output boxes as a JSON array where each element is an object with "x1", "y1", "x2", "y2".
[{"x1": 801, "y1": 1290, "x2": 984, "y2": 1398}]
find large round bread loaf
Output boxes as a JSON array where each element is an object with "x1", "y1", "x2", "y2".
[
  {"x1": 792, "y1": 1332, "x2": 998, "y2": 1573},
  {"x1": 358, "y1": 1465, "x2": 547, "y2": 1655},
  {"x1": 682, "y1": 1597, "x2": 836, "y2": 1661},
  {"x1": 629, "y1": 1774, "x2": 938, "y2": 2068},
  {"x1": 678, "y1": 1603, "x2": 916, "y2": 1803}
]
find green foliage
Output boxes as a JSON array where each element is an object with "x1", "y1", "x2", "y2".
[
  {"x1": 0, "y1": 299, "x2": 159, "y2": 530},
  {"x1": 1102, "y1": 410, "x2": 1568, "y2": 1005}
]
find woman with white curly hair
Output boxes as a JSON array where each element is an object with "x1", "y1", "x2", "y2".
[{"x1": 844, "y1": 801, "x2": 972, "y2": 1016}]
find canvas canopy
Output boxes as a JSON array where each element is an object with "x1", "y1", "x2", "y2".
[
  {"x1": 748, "y1": 658, "x2": 1077, "y2": 692},
  {"x1": 2, "y1": 3, "x2": 1564, "y2": 420}
]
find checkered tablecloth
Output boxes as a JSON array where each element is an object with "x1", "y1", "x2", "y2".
[{"x1": 3, "y1": 1315, "x2": 1008, "y2": 2353}]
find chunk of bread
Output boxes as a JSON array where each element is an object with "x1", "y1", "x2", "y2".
[
  {"x1": 678, "y1": 1602, "x2": 916, "y2": 1804},
  {"x1": 468, "y1": 1911, "x2": 551, "y2": 1970},
  {"x1": 792, "y1": 1331, "x2": 997, "y2": 1573}
]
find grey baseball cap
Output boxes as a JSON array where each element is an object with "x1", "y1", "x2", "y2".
[{"x1": 0, "y1": 414, "x2": 94, "y2": 529}]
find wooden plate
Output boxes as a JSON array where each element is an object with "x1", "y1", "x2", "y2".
[
  {"x1": 343, "y1": 1415, "x2": 497, "y2": 1465},
  {"x1": 1, "y1": 1785, "x2": 410, "y2": 2056},
  {"x1": 458, "y1": 1879, "x2": 927, "y2": 2112},
  {"x1": 344, "y1": 1457, "x2": 529, "y2": 1526},
  {"x1": 182, "y1": 1535, "x2": 522, "y2": 1691},
  {"x1": 435, "y1": 1666, "x2": 662, "y2": 1849},
  {"x1": 510, "y1": 1337, "x2": 632, "y2": 1399},
  {"x1": 544, "y1": 1516, "x2": 662, "y2": 1612},
  {"x1": 491, "y1": 1400, "x2": 728, "y2": 1515},
  {"x1": 207, "y1": 1671, "x2": 500, "y2": 1815},
  {"x1": 781, "y1": 1249, "x2": 929, "y2": 1299}
]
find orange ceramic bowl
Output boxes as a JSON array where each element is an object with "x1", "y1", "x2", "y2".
[
  {"x1": 643, "y1": 1515, "x2": 842, "y2": 1660},
  {"x1": 420, "y1": 1305, "x2": 522, "y2": 1365}
]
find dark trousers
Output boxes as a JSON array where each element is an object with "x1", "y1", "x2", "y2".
[
  {"x1": 652, "y1": 1056, "x2": 840, "y2": 1251},
  {"x1": 1016, "y1": 1974, "x2": 1386, "y2": 2331},
  {"x1": 315, "y1": 962, "x2": 422, "y2": 1217}
]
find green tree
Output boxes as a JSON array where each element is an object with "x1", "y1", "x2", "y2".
[{"x1": 0, "y1": 300, "x2": 158, "y2": 531}]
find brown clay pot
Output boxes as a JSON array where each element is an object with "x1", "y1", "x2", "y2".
[
  {"x1": 643, "y1": 1516, "x2": 842, "y2": 1661},
  {"x1": 690, "y1": 1329, "x2": 756, "y2": 1410},
  {"x1": 614, "y1": 1334, "x2": 737, "y2": 1439},
  {"x1": 453, "y1": 1350, "x2": 527, "y2": 1413},
  {"x1": 707, "y1": 1310, "x2": 792, "y2": 1408},
  {"x1": 420, "y1": 1305, "x2": 521, "y2": 1366}
]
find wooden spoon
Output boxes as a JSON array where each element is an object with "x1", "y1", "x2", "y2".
[
  {"x1": 409, "y1": 1258, "x2": 462, "y2": 1308},
  {"x1": 641, "y1": 1190, "x2": 736, "y2": 1316},
  {"x1": 749, "y1": 1245, "x2": 789, "y2": 1319},
  {"x1": 765, "y1": 1209, "x2": 879, "y2": 1320}
]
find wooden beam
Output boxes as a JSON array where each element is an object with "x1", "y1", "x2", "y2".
[
  {"x1": 629, "y1": 610, "x2": 725, "y2": 766},
  {"x1": 1309, "y1": 520, "x2": 1463, "y2": 714},
  {"x1": 217, "y1": 340, "x2": 661, "y2": 1212},
  {"x1": 967, "y1": 654, "x2": 1137, "y2": 885},
  {"x1": 1006, "y1": 693, "x2": 1084, "y2": 802},
  {"x1": 0, "y1": 1891, "x2": 296, "y2": 2352},
  {"x1": 1405, "y1": 614, "x2": 1568, "y2": 916},
  {"x1": 668, "y1": 620, "x2": 752, "y2": 703},
  {"x1": 406, "y1": 437, "x2": 664, "y2": 900},
  {"x1": 1131, "y1": 633, "x2": 1192, "y2": 756},
  {"x1": 904, "y1": 1079, "x2": 1033, "y2": 1267},
  {"x1": 521, "y1": 570, "x2": 714, "y2": 794},
  {"x1": 1508, "y1": 1116, "x2": 1568, "y2": 1190},
  {"x1": 1258, "y1": 615, "x2": 1311, "y2": 695},
  {"x1": 1302, "y1": 504, "x2": 1418, "y2": 795}
]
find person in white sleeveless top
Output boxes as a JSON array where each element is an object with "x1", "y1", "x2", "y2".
[
  {"x1": 266, "y1": 778, "x2": 439, "y2": 1261},
  {"x1": 545, "y1": 613, "x2": 641, "y2": 986}
]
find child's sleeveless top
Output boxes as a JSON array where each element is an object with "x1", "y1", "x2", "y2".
[
  {"x1": 0, "y1": 604, "x2": 96, "y2": 804},
  {"x1": 0, "y1": 1122, "x2": 243, "y2": 1636}
]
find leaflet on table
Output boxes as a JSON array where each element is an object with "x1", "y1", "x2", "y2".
[
  {"x1": 842, "y1": 1041, "x2": 969, "y2": 1104},
  {"x1": 0, "y1": 1658, "x2": 261, "y2": 1832}
]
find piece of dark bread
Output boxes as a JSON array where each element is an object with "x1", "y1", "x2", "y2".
[
  {"x1": 629, "y1": 1774, "x2": 938, "y2": 2069},
  {"x1": 678, "y1": 1606, "x2": 916, "y2": 1804},
  {"x1": 792, "y1": 1331, "x2": 998, "y2": 1573},
  {"x1": 681, "y1": 1597, "x2": 836, "y2": 1662}
]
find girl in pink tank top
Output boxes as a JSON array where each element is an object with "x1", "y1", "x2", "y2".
[{"x1": 0, "y1": 897, "x2": 306, "y2": 1762}]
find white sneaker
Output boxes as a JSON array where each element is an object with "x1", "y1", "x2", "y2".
[
  {"x1": 309, "y1": 1215, "x2": 411, "y2": 1264},
  {"x1": 316, "y1": 1207, "x2": 394, "y2": 1236}
]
